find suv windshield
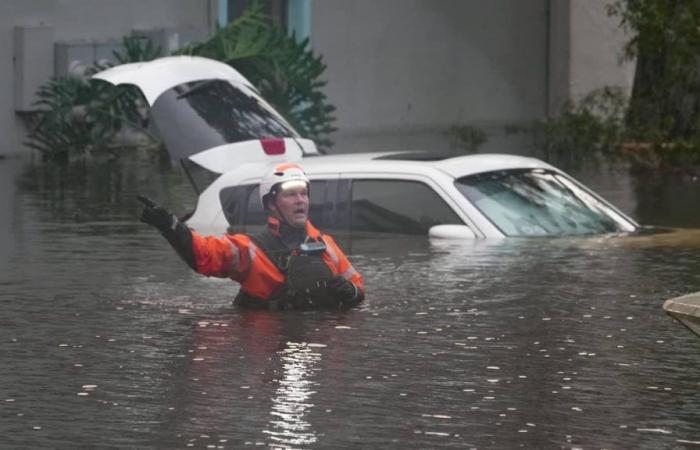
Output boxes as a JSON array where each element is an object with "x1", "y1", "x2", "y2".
[{"x1": 455, "y1": 169, "x2": 635, "y2": 236}]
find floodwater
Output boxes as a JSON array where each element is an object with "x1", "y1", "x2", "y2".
[{"x1": 2, "y1": 153, "x2": 700, "y2": 449}]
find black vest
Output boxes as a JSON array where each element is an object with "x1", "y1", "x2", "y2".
[{"x1": 233, "y1": 228, "x2": 336, "y2": 310}]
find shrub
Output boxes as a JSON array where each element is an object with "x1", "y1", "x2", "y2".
[
  {"x1": 448, "y1": 125, "x2": 488, "y2": 153},
  {"x1": 24, "y1": 36, "x2": 160, "y2": 161},
  {"x1": 531, "y1": 87, "x2": 627, "y2": 167}
]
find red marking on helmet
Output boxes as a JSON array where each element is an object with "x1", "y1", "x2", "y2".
[
  {"x1": 260, "y1": 138, "x2": 285, "y2": 155},
  {"x1": 274, "y1": 162, "x2": 301, "y2": 173}
]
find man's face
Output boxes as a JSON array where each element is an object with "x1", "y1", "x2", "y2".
[{"x1": 270, "y1": 183, "x2": 309, "y2": 228}]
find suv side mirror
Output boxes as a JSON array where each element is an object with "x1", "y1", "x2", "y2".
[{"x1": 428, "y1": 224, "x2": 476, "y2": 239}]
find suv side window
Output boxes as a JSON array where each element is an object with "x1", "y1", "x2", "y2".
[
  {"x1": 219, "y1": 184, "x2": 252, "y2": 229},
  {"x1": 308, "y1": 180, "x2": 337, "y2": 229},
  {"x1": 244, "y1": 185, "x2": 267, "y2": 230},
  {"x1": 350, "y1": 179, "x2": 463, "y2": 234}
]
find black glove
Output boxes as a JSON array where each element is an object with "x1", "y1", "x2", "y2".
[
  {"x1": 329, "y1": 275, "x2": 358, "y2": 302},
  {"x1": 137, "y1": 195, "x2": 177, "y2": 234},
  {"x1": 137, "y1": 195, "x2": 196, "y2": 270}
]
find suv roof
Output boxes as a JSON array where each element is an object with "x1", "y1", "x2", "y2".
[{"x1": 296, "y1": 151, "x2": 553, "y2": 179}]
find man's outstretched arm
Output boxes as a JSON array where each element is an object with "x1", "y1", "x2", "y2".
[{"x1": 138, "y1": 195, "x2": 197, "y2": 270}]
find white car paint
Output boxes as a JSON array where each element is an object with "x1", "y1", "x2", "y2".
[{"x1": 93, "y1": 56, "x2": 254, "y2": 105}]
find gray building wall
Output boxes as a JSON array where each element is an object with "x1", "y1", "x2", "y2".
[
  {"x1": 549, "y1": 0, "x2": 634, "y2": 114},
  {"x1": 1, "y1": 0, "x2": 216, "y2": 156},
  {"x1": 311, "y1": 0, "x2": 635, "y2": 154},
  {"x1": 311, "y1": 0, "x2": 550, "y2": 154}
]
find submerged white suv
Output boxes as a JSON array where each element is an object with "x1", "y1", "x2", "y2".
[{"x1": 94, "y1": 56, "x2": 638, "y2": 238}]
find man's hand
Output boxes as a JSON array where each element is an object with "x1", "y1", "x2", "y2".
[
  {"x1": 329, "y1": 275, "x2": 358, "y2": 302},
  {"x1": 136, "y1": 195, "x2": 197, "y2": 270},
  {"x1": 137, "y1": 195, "x2": 177, "y2": 234}
]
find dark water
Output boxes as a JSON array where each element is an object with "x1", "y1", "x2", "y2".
[{"x1": 2, "y1": 154, "x2": 700, "y2": 449}]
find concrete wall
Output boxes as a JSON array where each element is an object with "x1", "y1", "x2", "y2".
[
  {"x1": 310, "y1": 0, "x2": 549, "y2": 154},
  {"x1": 1, "y1": 0, "x2": 216, "y2": 156},
  {"x1": 570, "y1": 1, "x2": 634, "y2": 98},
  {"x1": 548, "y1": 0, "x2": 635, "y2": 114}
]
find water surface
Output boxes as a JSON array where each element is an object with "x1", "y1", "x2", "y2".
[{"x1": 2, "y1": 155, "x2": 700, "y2": 449}]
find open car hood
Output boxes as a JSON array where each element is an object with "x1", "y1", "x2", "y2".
[{"x1": 92, "y1": 56, "x2": 318, "y2": 173}]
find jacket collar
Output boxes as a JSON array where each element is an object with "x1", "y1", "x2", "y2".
[{"x1": 266, "y1": 216, "x2": 321, "y2": 240}]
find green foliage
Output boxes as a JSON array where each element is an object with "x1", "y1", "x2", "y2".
[
  {"x1": 533, "y1": 86, "x2": 700, "y2": 171},
  {"x1": 177, "y1": 4, "x2": 336, "y2": 150},
  {"x1": 532, "y1": 87, "x2": 627, "y2": 167},
  {"x1": 607, "y1": 0, "x2": 700, "y2": 63},
  {"x1": 600, "y1": 0, "x2": 700, "y2": 170},
  {"x1": 24, "y1": 78, "x2": 113, "y2": 160},
  {"x1": 112, "y1": 35, "x2": 162, "y2": 65},
  {"x1": 448, "y1": 125, "x2": 488, "y2": 153},
  {"x1": 607, "y1": 1, "x2": 700, "y2": 141},
  {"x1": 24, "y1": 36, "x2": 160, "y2": 161}
]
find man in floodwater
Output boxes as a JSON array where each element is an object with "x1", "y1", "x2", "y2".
[{"x1": 138, "y1": 163, "x2": 365, "y2": 309}]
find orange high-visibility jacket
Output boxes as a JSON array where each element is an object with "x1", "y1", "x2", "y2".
[{"x1": 189, "y1": 221, "x2": 364, "y2": 302}]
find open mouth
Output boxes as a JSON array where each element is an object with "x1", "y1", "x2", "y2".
[{"x1": 292, "y1": 208, "x2": 307, "y2": 217}]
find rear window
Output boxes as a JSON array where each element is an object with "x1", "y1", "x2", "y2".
[{"x1": 150, "y1": 79, "x2": 297, "y2": 161}]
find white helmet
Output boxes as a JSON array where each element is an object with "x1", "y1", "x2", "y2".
[{"x1": 260, "y1": 162, "x2": 310, "y2": 208}]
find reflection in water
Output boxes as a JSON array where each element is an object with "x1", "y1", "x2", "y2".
[{"x1": 264, "y1": 342, "x2": 322, "y2": 448}]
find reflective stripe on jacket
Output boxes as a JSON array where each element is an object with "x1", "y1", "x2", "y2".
[{"x1": 190, "y1": 221, "x2": 364, "y2": 302}]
